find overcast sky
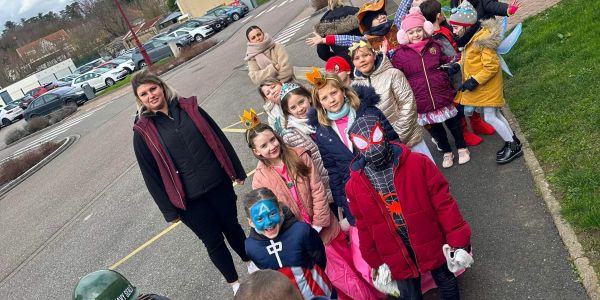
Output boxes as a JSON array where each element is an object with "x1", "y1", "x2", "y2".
[{"x1": 0, "y1": 0, "x2": 74, "y2": 31}]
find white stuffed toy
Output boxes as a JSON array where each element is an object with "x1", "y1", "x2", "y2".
[{"x1": 443, "y1": 244, "x2": 474, "y2": 272}]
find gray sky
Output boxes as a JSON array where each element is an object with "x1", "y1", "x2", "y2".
[{"x1": 0, "y1": 0, "x2": 74, "y2": 31}]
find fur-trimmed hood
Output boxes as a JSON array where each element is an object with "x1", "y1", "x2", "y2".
[
  {"x1": 315, "y1": 6, "x2": 360, "y2": 36},
  {"x1": 472, "y1": 19, "x2": 502, "y2": 50}
]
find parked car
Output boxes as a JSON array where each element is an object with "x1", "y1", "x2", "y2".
[
  {"x1": 131, "y1": 40, "x2": 176, "y2": 69},
  {"x1": 97, "y1": 58, "x2": 136, "y2": 74},
  {"x1": 168, "y1": 24, "x2": 214, "y2": 42},
  {"x1": 18, "y1": 95, "x2": 34, "y2": 109},
  {"x1": 0, "y1": 103, "x2": 24, "y2": 127},
  {"x1": 205, "y1": 4, "x2": 249, "y2": 21},
  {"x1": 24, "y1": 86, "x2": 51, "y2": 99},
  {"x1": 153, "y1": 32, "x2": 194, "y2": 47},
  {"x1": 183, "y1": 16, "x2": 228, "y2": 33},
  {"x1": 70, "y1": 67, "x2": 127, "y2": 91},
  {"x1": 74, "y1": 58, "x2": 106, "y2": 74},
  {"x1": 23, "y1": 86, "x2": 87, "y2": 121}
]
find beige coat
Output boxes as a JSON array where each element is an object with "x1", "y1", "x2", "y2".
[
  {"x1": 352, "y1": 55, "x2": 423, "y2": 147},
  {"x1": 282, "y1": 127, "x2": 333, "y2": 204},
  {"x1": 247, "y1": 43, "x2": 294, "y2": 85},
  {"x1": 252, "y1": 147, "x2": 340, "y2": 245}
]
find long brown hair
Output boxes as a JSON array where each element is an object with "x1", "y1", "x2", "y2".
[
  {"x1": 247, "y1": 123, "x2": 310, "y2": 180},
  {"x1": 310, "y1": 73, "x2": 361, "y2": 126}
]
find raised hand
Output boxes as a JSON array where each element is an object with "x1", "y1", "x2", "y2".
[
  {"x1": 508, "y1": 0, "x2": 521, "y2": 15},
  {"x1": 305, "y1": 32, "x2": 325, "y2": 46}
]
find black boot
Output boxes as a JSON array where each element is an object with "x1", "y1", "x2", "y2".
[
  {"x1": 496, "y1": 141, "x2": 523, "y2": 164},
  {"x1": 496, "y1": 142, "x2": 509, "y2": 159},
  {"x1": 513, "y1": 133, "x2": 521, "y2": 145}
]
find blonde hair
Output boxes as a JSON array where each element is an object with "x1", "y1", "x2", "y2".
[
  {"x1": 310, "y1": 73, "x2": 361, "y2": 126},
  {"x1": 328, "y1": 0, "x2": 346, "y2": 10},
  {"x1": 131, "y1": 70, "x2": 178, "y2": 112}
]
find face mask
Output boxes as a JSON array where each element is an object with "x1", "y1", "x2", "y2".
[
  {"x1": 350, "y1": 118, "x2": 393, "y2": 168},
  {"x1": 250, "y1": 200, "x2": 282, "y2": 234}
]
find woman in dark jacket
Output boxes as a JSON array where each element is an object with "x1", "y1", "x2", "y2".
[
  {"x1": 313, "y1": 0, "x2": 361, "y2": 65},
  {"x1": 131, "y1": 70, "x2": 250, "y2": 294}
]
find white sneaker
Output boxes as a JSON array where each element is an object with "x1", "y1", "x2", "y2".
[
  {"x1": 232, "y1": 282, "x2": 240, "y2": 295},
  {"x1": 247, "y1": 261, "x2": 260, "y2": 274},
  {"x1": 458, "y1": 148, "x2": 470, "y2": 165},
  {"x1": 442, "y1": 152, "x2": 454, "y2": 168}
]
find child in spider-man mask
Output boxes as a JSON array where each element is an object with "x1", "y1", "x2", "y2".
[{"x1": 345, "y1": 114, "x2": 472, "y2": 299}]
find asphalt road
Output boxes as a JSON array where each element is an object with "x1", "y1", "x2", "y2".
[{"x1": 0, "y1": 0, "x2": 588, "y2": 299}]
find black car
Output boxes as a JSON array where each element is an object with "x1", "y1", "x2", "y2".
[
  {"x1": 183, "y1": 16, "x2": 228, "y2": 33},
  {"x1": 23, "y1": 86, "x2": 87, "y2": 121}
]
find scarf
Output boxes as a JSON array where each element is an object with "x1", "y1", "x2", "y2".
[
  {"x1": 286, "y1": 115, "x2": 316, "y2": 135},
  {"x1": 244, "y1": 33, "x2": 275, "y2": 69},
  {"x1": 366, "y1": 20, "x2": 393, "y2": 36},
  {"x1": 406, "y1": 39, "x2": 430, "y2": 54},
  {"x1": 327, "y1": 102, "x2": 351, "y2": 121}
]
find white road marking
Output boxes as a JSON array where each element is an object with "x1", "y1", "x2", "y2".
[
  {"x1": 278, "y1": 0, "x2": 289, "y2": 7},
  {"x1": 255, "y1": 10, "x2": 266, "y2": 18},
  {"x1": 273, "y1": 18, "x2": 310, "y2": 45},
  {"x1": 267, "y1": 5, "x2": 277, "y2": 12},
  {"x1": 84, "y1": 214, "x2": 93, "y2": 221},
  {"x1": 241, "y1": 15, "x2": 254, "y2": 23},
  {"x1": 8, "y1": 105, "x2": 104, "y2": 158}
]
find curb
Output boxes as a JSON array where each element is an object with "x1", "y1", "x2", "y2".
[
  {"x1": 0, "y1": 135, "x2": 78, "y2": 200},
  {"x1": 503, "y1": 107, "x2": 600, "y2": 299}
]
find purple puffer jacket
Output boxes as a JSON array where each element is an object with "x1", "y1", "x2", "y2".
[{"x1": 391, "y1": 39, "x2": 455, "y2": 114}]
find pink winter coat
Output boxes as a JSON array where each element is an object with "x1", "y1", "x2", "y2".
[{"x1": 252, "y1": 147, "x2": 340, "y2": 245}]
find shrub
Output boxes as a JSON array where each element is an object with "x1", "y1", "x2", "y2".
[
  {"x1": 4, "y1": 128, "x2": 30, "y2": 145},
  {"x1": 48, "y1": 106, "x2": 77, "y2": 124},
  {"x1": 0, "y1": 141, "x2": 60, "y2": 185},
  {"x1": 26, "y1": 117, "x2": 50, "y2": 133}
]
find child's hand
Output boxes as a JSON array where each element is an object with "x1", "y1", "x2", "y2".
[
  {"x1": 446, "y1": 62, "x2": 461, "y2": 76},
  {"x1": 507, "y1": 0, "x2": 521, "y2": 15},
  {"x1": 459, "y1": 77, "x2": 479, "y2": 91},
  {"x1": 380, "y1": 37, "x2": 389, "y2": 55},
  {"x1": 306, "y1": 32, "x2": 325, "y2": 46}
]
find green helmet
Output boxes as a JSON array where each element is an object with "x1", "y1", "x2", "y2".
[{"x1": 73, "y1": 269, "x2": 140, "y2": 300}]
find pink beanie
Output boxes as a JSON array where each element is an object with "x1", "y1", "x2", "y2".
[{"x1": 397, "y1": 7, "x2": 434, "y2": 44}]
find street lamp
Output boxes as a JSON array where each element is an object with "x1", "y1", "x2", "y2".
[{"x1": 114, "y1": 0, "x2": 152, "y2": 69}]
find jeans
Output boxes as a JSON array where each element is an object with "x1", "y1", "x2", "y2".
[
  {"x1": 179, "y1": 180, "x2": 249, "y2": 283},
  {"x1": 396, "y1": 264, "x2": 460, "y2": 300}
]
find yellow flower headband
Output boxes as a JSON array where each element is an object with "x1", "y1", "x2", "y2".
[{"x1": 348, "y1": 40, "x2": 372, "y2": 57}]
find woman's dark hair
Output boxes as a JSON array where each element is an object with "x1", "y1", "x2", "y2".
[
  {"x1": 243, "y1": 188, "x2": 280, "y2": 217},
  {"x1": 281, "y1": 85, "x2": 312, "y2": 116},
  {"x1": 420, "y1": 0, "x2": 442, "y2": 23},
  {"x1": 246, "y1": 123, "x2": 310, "y2": 180},
  {"x1": 246, "y1": 25, "x2": 262, "y2": 40}
]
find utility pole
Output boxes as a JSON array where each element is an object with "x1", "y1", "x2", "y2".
[{"x1": 114, "y1": 0, "x2": 152, "y2": 69}]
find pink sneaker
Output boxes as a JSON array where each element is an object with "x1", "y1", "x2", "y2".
[
  {"x1": 442, "y1": 152, "x2": 454, "y2": 168},
  {"x1": 458, "y1": 148, "x2": 471, "y2": 165}
]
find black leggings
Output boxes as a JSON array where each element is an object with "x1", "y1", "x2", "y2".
[
  {"x1": 178, "y1": 180, "x2": 249, "y2": 283},
  {"x1": 429, "y1": 115, "x2": 466, "y2": 153}
]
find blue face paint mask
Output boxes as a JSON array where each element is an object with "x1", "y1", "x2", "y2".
[{"x1": 250, "y1": 199, "x2": 282, "y2": 234}]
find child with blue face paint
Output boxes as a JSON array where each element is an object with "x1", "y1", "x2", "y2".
[{"x1": 243, "y1": 188, "x2": 337, "y2": 300}]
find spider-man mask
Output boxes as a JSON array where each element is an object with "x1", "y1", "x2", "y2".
[{"x1": 349, "y1": 116, "x2": 392, "y2": 168}]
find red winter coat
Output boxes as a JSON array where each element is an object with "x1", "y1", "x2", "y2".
[
  {"x1": 391, "y1": 39, "x2": 456, "y2": 114},
  {"x1": 345, "y1": 143, "x2": 471, "y2": 280}
]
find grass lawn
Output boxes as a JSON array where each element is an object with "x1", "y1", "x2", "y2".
[
  {"x1": 503, "y1": 0, "x2": 599, "y2": 276},
  {"x1": 96, "y1": 74, "x2": 133, "y2": 97}
]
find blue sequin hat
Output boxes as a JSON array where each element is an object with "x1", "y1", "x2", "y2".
[{"x1": 279, "y1": 82, "x2": 302, "y2": 101}]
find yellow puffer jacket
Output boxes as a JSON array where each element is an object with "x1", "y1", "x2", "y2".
[{"x1": 456, "y1": 19, "x2": 504, "y2": 107}]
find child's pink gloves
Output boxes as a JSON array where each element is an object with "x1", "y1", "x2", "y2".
[{"x1": 507, "y1": 0, "x2": 521, "y2": 15}]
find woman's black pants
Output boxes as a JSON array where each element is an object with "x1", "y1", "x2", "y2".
[{"x1": 179, "y1": 180, "x2": 249, "y2": 283}]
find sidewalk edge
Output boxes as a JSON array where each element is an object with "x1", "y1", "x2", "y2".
[{"x1": 503, "y1": 107, "x2": 600, "y2": 300}]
